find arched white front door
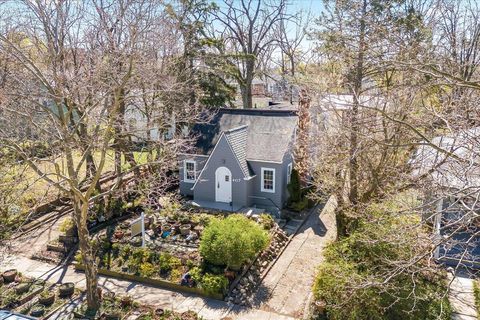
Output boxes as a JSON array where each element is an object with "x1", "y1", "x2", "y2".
[{"x1": 215, "y1": 166, "x2": 232, "y2": 203}]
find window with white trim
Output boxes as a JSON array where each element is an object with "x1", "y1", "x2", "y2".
[
  {"x1": 287, "y1": 163, "x2": 293, "y2": 184},
  {"x1": 184, "y1": 160, "x2": 196, "y2": 183},
  {"x1": 261, "y1": 168, "x2": 275, "y2": 193}
]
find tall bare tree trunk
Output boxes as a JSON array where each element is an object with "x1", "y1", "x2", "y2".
[
  {"x1": 348, "y1": 0, "x2": 367, "y2": 205},
  {"x1": 73, "y1": 199, "x2": 100, "y2": 311},
  {"x1": 241, "y1": 59, "x2": 255, "y2": 109}
]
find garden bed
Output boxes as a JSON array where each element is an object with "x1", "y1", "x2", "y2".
[
  {"x1": 16, "y1": 283, "x2": 80, "y2": 319},
  {"x1": 74, "y1": 263, "x2": 223, "y2": 300},
  {"x1": 0, "y1": 271, "x2": 45, "y2": 310},
  {"x1": 74, "y1": 200, "x2": 283, "y2": 302},
  {"x1": 72, "y1": 294, "x2": 202, "y2": 320}
]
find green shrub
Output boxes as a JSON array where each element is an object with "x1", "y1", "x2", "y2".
[
  {"x1": 139, "y1": 262, "x2": 156, "y2": 278},
  {"x1": 312, "y1": 200, "x2": 452, "y2": 320},
  {"x1": 158, "y1": 253, "x2": 181, "y2": 273},
  {"x1": 474, "y1": 281, "x2": 480, "y2": 316},
  {"x1": 59, "y1": 217, "x2": 75, "y2": 233},
  {"x1": 189, "y1": 266, "x2": 203, "y2": 283},
  {"x1": 170, "y1": 268, "x2": 183, "y2": 283},
  {"x1": 258, "y1": 214, "x2": 275, "y2": 230},
  {"x1": 287, "y1": 168, "x2": 302, "y2": 204},
  {"x1": 119, "y1": 244, "x2": 132, "y2": 259},
  {"x1": 199, "y1": 214, "x2": 270, "y2": 269},
  {"x1": 200, "y1": 273, "x2": 228, "y2": 295}
]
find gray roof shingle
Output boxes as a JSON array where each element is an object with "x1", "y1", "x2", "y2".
[
  {"x1": 192, "y1": 108, "x2": 298, "y2": 163},
  {"x1": 224, "y1": 125, "x2": 251, "y2": 177}
]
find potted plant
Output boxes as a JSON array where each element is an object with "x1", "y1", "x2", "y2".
[
  {"x1": 15, "y1": 282, "x2": 30, "y2": 294},
  {"x1": 38, "y1": 289, "x2": 55, "y2": 305},
  {"x1": 2, "y1": 269, "x2": 17, "y2": 283},
  {"x1": 114, "y1": 229, "x2": 125, "y2": 240},
  {"x1": 120, "y1": 295, "x2": 133, "y2": 308},
  {"x1": 180, "y1": 224, "x2": 191, "y2": 236},
  {"x1": 30, "y1": 304, "x2": 45, "y2": 317},
  {"x1": 58, "y1": 282, "x2": 75, "y2": 297}
]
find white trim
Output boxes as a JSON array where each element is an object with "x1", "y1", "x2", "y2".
[
  {"x1": 246, "y1": 158, "x2": 283, "y2": 164},
  {"x1": 261, "y1": 167, "x2": 275, "y2": 193},
  {"x1": 190, "y1": 132, "x2": 226, "y2": 190},
  {"x1": 184, "y1": 159, "x2": 197, "y2": 183},
  {"x1": 178, "y1": 153, "x2": 209, "y2": 157},
  {"x1": 287, "y1": 163, "x2": 293, "y2": 184}
]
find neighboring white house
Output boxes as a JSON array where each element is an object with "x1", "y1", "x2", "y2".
[{"x1": 411, "y1": 127, "x2": 480, "y2": 268}]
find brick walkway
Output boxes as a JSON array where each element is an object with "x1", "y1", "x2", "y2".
[{"x1": 249, "y1": 198, "x2": 338, "y2": 318}]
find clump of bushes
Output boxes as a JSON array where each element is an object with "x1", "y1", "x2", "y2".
[
  {"x1": 312, "y1": 200, "x2": 452, "y2": 320},
  {"x1": 287, "y1": 168, "x2": 312, "y2": 212},
  {"x1": 199, "y1": 214, "x2": 270, "y2": 270}
]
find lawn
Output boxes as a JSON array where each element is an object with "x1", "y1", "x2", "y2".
[
  {"x1": 0, "y1": 148, "x2": 154, "y2": 240},
  {"x1": 474, "y1": 280, "x2": 480, "y2": 319}
]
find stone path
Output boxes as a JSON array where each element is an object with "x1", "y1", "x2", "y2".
[
  {"x1": 249, "y1": 198, "x2": 338, "y2": 319},
  {"x1": 449, "y1": 273, "x2": 478, "y2": 320}
]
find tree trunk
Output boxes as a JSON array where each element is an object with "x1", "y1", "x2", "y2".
[
  {"x1": 241, "y1": 58, "x2": 255, "y2": 109},
  {"x1": 348, "y1": 0, "x2": 367, "y2": 205},
  {"x1": 73, "y1": 198, "x2": 100, "y2": 311}
]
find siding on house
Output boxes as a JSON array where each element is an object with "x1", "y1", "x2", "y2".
[
  {"x1": 193, "y1": 134, "x2": 248, "y2": 208},
  {"x1": 178, "y1": 154, "x2": 208, "y2": 196},
  {"x1": 247, "y1": 160, "x2": 285, "y2": 209}
]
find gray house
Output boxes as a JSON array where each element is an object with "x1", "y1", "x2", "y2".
[{"x1": 179, "y1": 108, "x2": 298, "y2": 213}]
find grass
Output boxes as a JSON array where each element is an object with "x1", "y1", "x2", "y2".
[
  {"x1": 0, "y1": 149, "x2": 154, "y2": 239},
  {"x1": 474, "y1": 280, "x2": 480, "y2": 319}
]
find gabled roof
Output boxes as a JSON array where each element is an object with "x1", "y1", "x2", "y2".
[
  {"x1": 224, "y1": 125, "x2": 251, "y2": 177},
  {"x1": 191, "y1": 108, "x2": 298, "y2": 163}
]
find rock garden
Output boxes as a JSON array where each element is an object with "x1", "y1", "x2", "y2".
[{"x1": 73, "y1": 199, "x2": 290, "y2": 302}]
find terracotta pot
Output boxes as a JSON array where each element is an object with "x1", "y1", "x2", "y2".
[
  {"x1": 2, "y1": 269, "x2": 17, "y2": 283},
  {"x1": 162, "y1": 224, "x2": 172, "y2": 233},
  {"x1": 114, "y1": 230, "x2": 124, "y2": 240},
  {"x1": 30, "y1": 305, "x2": 45, "y2": 317}
]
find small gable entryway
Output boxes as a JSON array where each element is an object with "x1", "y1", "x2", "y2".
[{"x1": 215, "y1": 166, "x2": 232, "y2": 203}]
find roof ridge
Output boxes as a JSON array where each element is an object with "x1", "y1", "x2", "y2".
[
  {"x1": 219, "y1": 108, "x2": 297, "y2": 116},
  {"x1": 224, "y1": 125, "x2": 248, "y2": 134}
]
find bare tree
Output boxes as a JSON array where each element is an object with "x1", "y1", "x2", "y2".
[
  {"x1": 213, "y1": 0, "x2": 287, "y2": 108},
  {"x1": 0, "y1": 0, "x2": 201, "y2": 311}
]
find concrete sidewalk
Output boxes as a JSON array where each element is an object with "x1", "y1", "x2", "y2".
[{"x1": 449, "y1": 274, "x2": 478, "y2": 320}]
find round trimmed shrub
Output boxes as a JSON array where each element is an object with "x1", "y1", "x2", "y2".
[{"x1": 199, "y1": 214, "x2": 270, "y2": 270}]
